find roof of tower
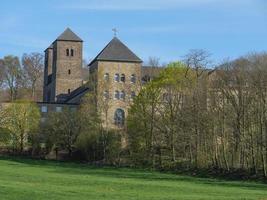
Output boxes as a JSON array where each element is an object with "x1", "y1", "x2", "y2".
[
  {"x1": 44, "y1": 44, "x2": 53, "y2": 52},
  {"x1": 56, "y1": 28, "x2": 83, "y2": 42},
  {"x1": 89, "y1": 37, "x2": 142, "y2": 65}
]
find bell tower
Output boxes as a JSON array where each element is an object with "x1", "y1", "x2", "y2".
[{"x1": 44, "y1": 28, "x2": 83, "y2": 102}]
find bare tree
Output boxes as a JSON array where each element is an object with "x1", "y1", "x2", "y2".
[
  {"x1": 183, "y1": 49, "x2": 212, "y2": 78},
  {"x1": 22, "y1": 53, "x2": 44, "y2": 100},
  {"x1": 0, "y1": 60, "x2": 4, "y2": 88},
  {"x1": 142, "y1": 57, "x2": 162, "y2": 84},
  {"x1": 183, "y1": 49, "x2": 211, "y2": 168},
  {"x1": 148, "y1": 57, "x2": 160, "y2": 67}
]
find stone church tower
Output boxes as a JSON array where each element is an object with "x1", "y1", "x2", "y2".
[
  {"x1": 43, "y1": 28, "x2": 83, "y2": 102},
  {"x1": 88, "y1": 37, "x2": 142, "y2": 129},
  {"x1": 42, "y1": 28, "x2": 145, "y2": 129}
]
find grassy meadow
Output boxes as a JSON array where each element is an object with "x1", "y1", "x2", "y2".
[{"x1": 0, "y1": 157, "x2": 267, "y2": 200}]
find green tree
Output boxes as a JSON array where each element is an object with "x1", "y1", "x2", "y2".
[
  {"x1": 128, "y1": 62, "x2": 196, "y2": 168},
  {"x1": 76, "y1": 92, "x2": 103, "y2": 161},
  {"x1": 0, "y1": 56, "x2": 22, "y2": 101},
  {"x1": 127, "y1": 79, "x2": 162, "y2": 167},
  {"x1": 1, "y1": 101, "x2": 40, "y2": 153},
  {"x1": 44, "y1": 108, "x2": 80, "y2": 158}
]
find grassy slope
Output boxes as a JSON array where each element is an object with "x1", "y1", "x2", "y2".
[{"x1": 0, "y1": 157, "x2": 267, "y2": 200}]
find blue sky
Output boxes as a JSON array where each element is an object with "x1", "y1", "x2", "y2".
[{"x1": 0, "y1": 0, "x2": 267, "y2": 65}]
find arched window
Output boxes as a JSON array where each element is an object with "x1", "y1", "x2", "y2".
[
  {"x1": 120, "y1": 91, "x2": 125, "y2": 100},
  {"x1": 114, "y1": 73, "x2": 120, "y2": 82},
  {"x1": 114, "y1": 108, "x2": 125, "y2": 126},
  {"x1": 66, "y1": 49, "x2": 70, "y2": 56},
  {"x1": 71, "y1": 49, "x2": 74, "y2": 56},
  {"x1": 131, "y1": 91, "x2": 136, "y2": 100},
  {"x1": 104, "y1": 73, "x2": 109, "y2": 81},
  {"x1": 103, "y1": 90, "x2": 109, "y2": 99},
  {"x1": 131, "y1": 74, "x2": 136, "y2": 83},
  {"x1": 68, "y1": 89, "x2": 71, "y2": 94},
  {"x1": 68, "y1": 69, "x2": 71, "y2": 75},
  {"x1": 121, "y1": 74, "x2": 125, "y2": 82},
  {"x1": 114, "y1": 90, "x2": 120, "y2": 99}
]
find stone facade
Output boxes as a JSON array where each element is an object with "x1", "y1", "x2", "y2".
[
  {"x1": 91, "y1": 61, "x2": 142, "y2": 129},
  {"x1": 43, "y1": 29, "x2": 83, "y2": 103},
  {"x1": 53, "y1": 41, "x2": 83, "y2": 100},
  {"x1": 43, "y1": 46, "x2": 53, "y2": 102}
]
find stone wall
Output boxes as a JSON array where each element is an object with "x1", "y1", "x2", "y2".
[
  {"x1": 54, "y1": 41, "x2": 83, "y2": 101},
  {"x1": 43, "y1": 47, "x2": 53, "y2": 102},
  {"x1": 96, "y1": 60, "x2": 142, "y2": 129},
  {"x1": 37, "y1": 102, "x2": 78, "y2": 123}
]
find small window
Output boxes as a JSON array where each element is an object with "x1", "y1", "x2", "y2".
[
  {"x1": 70, "y1": 107, "x2": 76, "y2": 112},
  {"x1": 121, "y1": 74, "x2": 125, "y2": 82},
  {"x1": 56, "y1": 106, "x2": 62, "y2": 112},
  {"x1": 71, "y1": 49, "x2": 74, "y2": 56},
  {"x1": 131, "y1": 74, "x2": 136, "y2": 83},
  {"x1": 114, "y1": 73, "x2": 120, "y2": 82},
  {"x1": 131, "y1": 91, "x2": 136, "y2": 100},
  {"x1": 104, "y1": 73, "x2": 109, "y2": 81},
  {"x1": 68, "y1": 69, "x2": 71, "y2": 75},
  {"x1": 66, "y1": 49, "x2": 69, "y2": 56},
  {"x1": 120, "y1": 91, "x2": 125, "y2": 100},
  {"x1": 114, "y1": 90, "x2": 120, "y2": 99},
  {"x1": 68, "y1": 89, "x2": 71, "y2": 94},
  {"x1": 104, "y1": 90, "x2": 109, "y2": 99},
  {"x1": 41, "y1": 106, "x2": 48, "y2": 113}
]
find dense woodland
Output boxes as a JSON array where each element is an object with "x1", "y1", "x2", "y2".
[
  {"x1": 128, "y1": 52, "x2": 267, "y2": 178},
  {"x1": 1, "y1": 51, "x2": 267, "y2": 179}
]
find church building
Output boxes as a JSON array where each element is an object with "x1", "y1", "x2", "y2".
[{"x1": 40, "y1": 28, "x2": 162, "y2": 128}]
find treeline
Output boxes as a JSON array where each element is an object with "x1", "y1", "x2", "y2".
[
  {"x1": 0, "y1": 96, "x2": 122, "y2": 164},
  {"x1": 1, "y1": 51, "x2": 267, "y2": 179},
  {"x1": 128, "y1": 51, "x2": 267, "y2": 178}
]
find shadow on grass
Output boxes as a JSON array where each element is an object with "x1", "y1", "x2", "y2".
[{"x1": 1, "y1": 155, "x2": 267, "y2": 191}]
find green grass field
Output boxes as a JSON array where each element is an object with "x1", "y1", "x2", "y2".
[{"x1": 0, "y1": 157, "x2": 267, "y2": 200}]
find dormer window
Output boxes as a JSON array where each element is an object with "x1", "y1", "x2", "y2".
[
  {"x1": 71, "y1": 49, "x2": 74, "y2": 56},
  {"x1": 66, "y1": 49, "x2": 70, "y2": 56}
]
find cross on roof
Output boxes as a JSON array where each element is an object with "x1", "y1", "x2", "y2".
[{"x1": 112, "y1": 28, "x2": 118, "y2": 37}]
